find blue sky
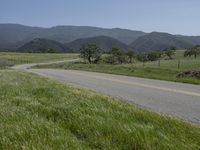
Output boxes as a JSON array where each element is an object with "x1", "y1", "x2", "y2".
[{"x1": 1, "y1": 0, "x2": 200, "y2": 35}]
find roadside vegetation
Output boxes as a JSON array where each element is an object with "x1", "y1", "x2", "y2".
[
  {"x1": 0, "y1": 70, "x2": 199, "y2": 149},
  {"x1": 36, "y1": 44, "x2": 200, "y2": 84},
  {"x1": 0, "y1": 52, "x2": 78, "y2": 69}
]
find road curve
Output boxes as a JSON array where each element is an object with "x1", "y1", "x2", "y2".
[{"x1": 14, "y1": 64, "x2": 200, "y2": 125}]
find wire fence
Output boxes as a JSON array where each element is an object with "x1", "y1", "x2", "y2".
[
  {"x1": 1, "y1": 55, "x2": 200, "y2": 71},
  {"x1": 136, "y1": 59, "x2": 200, "y2": 70}
]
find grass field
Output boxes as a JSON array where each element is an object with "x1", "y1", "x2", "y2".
[
  {"x1": 136, "y1": 50, "x2": 200, "y2": 70},
  {"x1": 36, "y1": 50, "x2": 200, "y2": 84},
  {"x1": 0, "y1": 70, "x2": 200, "y2": 149},
  {"x1": 0, "y1": 52, "x2": 78, "y2": 69}
]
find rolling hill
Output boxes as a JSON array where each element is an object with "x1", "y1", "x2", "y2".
[
  {"x1": 130, "y1": 32, "x2": 200, "y2": 52},
  {"x1": 17, "y1": 38, "x2": 68, "y2": 53},
  {"x1": 65, "y1": 36, "x2": 133, "y2": 52}
]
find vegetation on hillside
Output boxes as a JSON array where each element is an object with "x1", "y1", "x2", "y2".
[
  {"x1": 0, "y1": 70, "x2": 199, "y2": 149},
  {"x1": 65, "y1": 36, "x2": 133, "y2": 52},
  {"x1": 17, "y1": 38, "x2": 69, "y2": 53},
  {"x1": 130, "y1": 32, "x2": 200, "y2": 52}
]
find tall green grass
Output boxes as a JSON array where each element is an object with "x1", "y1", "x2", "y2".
[
  {"x1": 0, "y1": 52, "x2": 78, "y2": 69},
  {"x1": 0, "y1": 70, "x2": 199, "y2": 149}
]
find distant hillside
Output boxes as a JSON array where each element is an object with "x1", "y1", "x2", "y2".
[
  {"x1": 130, "y1": 32, "x2": 200, "y2": 52},
  {"x1": 17, "y1": 38, "x2": 68, "y2": 53},
  {"x1": 66, "y1": 36, "x2": 133, "y2": 52},
  {"x1": 0, "y1": 24, "x2": 146, "y2": 50},
  {"x1": 0, "y1": 24, "x2": 44, "y2": 50},
  {"x1": 1, "y1": 24, "x2": 200, "y2": 52}
]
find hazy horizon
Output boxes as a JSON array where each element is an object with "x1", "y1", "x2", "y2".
[{"x1": 1, "y1": 0, "x2": 200, "y2": 36}]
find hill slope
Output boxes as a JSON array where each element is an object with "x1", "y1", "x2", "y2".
[
  {"x1": 17, "y1": 38, "x2": 68, "y2": 53},
  {"x1": 131, "y1": 32, "x2": 200, "y2": 52},
  {"x1": 0, "y1": 24, "x2": 146, "y2": 50},
  {"x1": 0, "y1": 24, "x2": 44, "y2": 50},
  {"x1": 66, "y1": 36, "x2": 133, "y2": 52}
]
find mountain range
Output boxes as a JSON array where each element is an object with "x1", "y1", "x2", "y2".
[{"x1": 0, "y1": 23, "x2": 200, "y2": 52}]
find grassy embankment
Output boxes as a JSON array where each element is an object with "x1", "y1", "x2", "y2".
[
  {"x1": 0, "y1": 70, "x2": 200, "y2": 149},
  {"x1": 0, "y1": 52, "x2": 79, "y2": 69},
  {"x1": 36, "y1": 50, "x2": 200, "y2": 84}
]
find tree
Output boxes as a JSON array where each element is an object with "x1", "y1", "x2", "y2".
[
  {"x1": 184, "y1": 49, "x2": 193, "y2": 57},
  {"x1": 47, "y1": 48, "x2": 58, "y2": 53},
  {"x1": 191, "y1": 45, "x2": 199, "y2": 59},
  {"x1": 104, "y1": 48, "x2": 128, "y2": 64},
  {"x1": 80, "y1": 43, "x2": 102, "y2": 64},
  {"x1": 191, "y1": 49, "x2": 199, "y2": 59},
  {"x1": 164, "y1": 50, "x2": 175, "y2": 59},
  {"x1": 157, "y1": 51, "x2": 164, "y2": 59},
  {"x1": 184, "y1": 46, "x2": 200, "y2": 59},
  {"x1": 126, "y1": 51, "x2": 135, "y2": 63},
  {"x1": 137, "y1": 53, "x2": 148, "y2": 66},
  {"x1": 147, "y1": 51, "x2": 160, "y2": 61},
  {"x1": 170, "y1": 46, "x2": 176, "y2": 50},
  {"x1": 110, "y1": 48, "x2": 127, "y2": 64}
]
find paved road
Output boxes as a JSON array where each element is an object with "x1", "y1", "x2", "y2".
[{"x1": 14, "y1": 64, "x2": 200, "y2": 125}]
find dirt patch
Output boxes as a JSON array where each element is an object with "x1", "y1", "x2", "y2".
[{"x1": 177, "y1": 70, "x2": 200, "y2": 79}]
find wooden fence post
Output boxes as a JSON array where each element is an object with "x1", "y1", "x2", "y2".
[
  {"x1": 158, "y1": 59, "x2": 160, "y2": 67},
  {"x1": 178, "y1": 60, "x2": 180, "y2": 69}
]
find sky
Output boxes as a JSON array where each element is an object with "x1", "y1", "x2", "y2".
[{"x1": 1, "y1": 0, "x2": 200, "y2": 35}]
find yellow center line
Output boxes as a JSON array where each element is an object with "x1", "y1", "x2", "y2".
[{"x1": 69, "y1": 70, "x2": 200, "y2": 97}]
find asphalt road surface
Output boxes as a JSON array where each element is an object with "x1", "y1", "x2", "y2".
[{"x1": 14, "y1": 64, "x2": 200, "y2": 125}]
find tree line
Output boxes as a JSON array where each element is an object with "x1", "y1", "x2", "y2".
[
  {"x1": 184, "y1": 45, "x2": 200, "y2": 59},
  {"x1": 80, "y1": 44, "x2": 179, "y2": 64}
]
